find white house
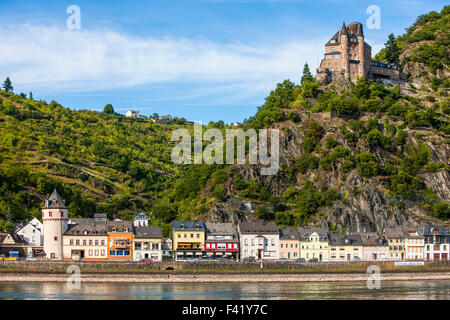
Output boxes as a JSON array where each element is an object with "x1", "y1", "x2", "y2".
[
  {"x1": 15, "y1": 217, "x2": 44, "y2": 246},
  {"x1": 133, "y1": 212, "x2": 149, "y2": 227},
  {"x1": 132, "y1": 226, "x2": 163, "y2": 262},
  {"x1": 405, "y1": 229, "x2": 424, "y2": 261},
  {"x1": 237, "y1": 221, "x2": 279, "y2": 261}
]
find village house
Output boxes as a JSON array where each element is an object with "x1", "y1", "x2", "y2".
[
  {"x1": 359, "y1": 232, "x2": 389, "y2": 261},
  {"x1": 107, "y1": 220, "x2": 133, "y2": 261},
  {"x1": 328, "y1": 233, "x2": 363, "y2": 262},
  {"x1": 405, "y1": 228, "x2": 425, "y2": 261},
  {"x1": 172, "y1": 221, "x2": 205, "y2": 261},
  {"x1": 279, "y1": 228, "x2": 300, "y2": 260},
  {"x1": 133, "y1": 226, "x2": 163, "y2": 262},
  {"x1": 162, "y1": 238, "x2": 172, "y2": 258},
  {"x1": 15, "y1": 217, "x2": 44, "y2": 247},
  {"x1": 204, "y1": 223, "x2": 239, "y2": 261},
  {"x1": 63, "y1": 213, "x2": 109, "y2": 261},
  {"x1": 133, "y1": 212, "x2": 149, "y2": 227},
  {"x1": 385, "y1": 227, "x2": 406, "y2": 261},
  {"x1": 238, "y1": 221, "x2": 279, "y2": 261},
  {"x1": 424, "y1": 225, "x2": 449, "y2": 261},
  {"x1": 298, "y1": 227, "x2": 329, "y2": 262},
  {"x1": 0, "y1": 233, "x2": 30, "y2": 259}
]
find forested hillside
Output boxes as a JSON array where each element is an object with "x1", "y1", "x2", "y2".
[{"x1": 0, "y1": 5, "x2": 448, "y2": 236}]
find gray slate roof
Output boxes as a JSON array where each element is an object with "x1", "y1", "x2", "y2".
[
  {"x1": 107, "y1": 220, "x2": 133, "y2": 233},
  {"x1": 238, "y1": 221, "x2": 279, "y2": 234},
  {"x1": 133, "y1": 226, "x2": 163, "y2": 238},
  {"x1": 204, "y1": 223, "x2": 236, "y2": 236},
  {"x1": 64, "y1": 218, "x2": 108, "y2": 235},
  {"x1": 172, "y1": 221, "x2": 205, "y2": 231},
  {"x1": 297, "y1": 227, "x2": 328, "y2": 240},
  {"x1": 279, "y1": 228, "x2": 300, "y2": 240},
  {"x1": 328, "y1": 233, "x2": 363, "y2": 246},
  {"x1": 43, "y1": 189, "x2": 67, "y2": 209}
]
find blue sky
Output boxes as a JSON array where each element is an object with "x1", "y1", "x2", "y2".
[{"x1": 0, "y1": 0, "x2": 446, "y2": 123}]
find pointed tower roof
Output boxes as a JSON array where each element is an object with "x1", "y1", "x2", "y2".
[
  {"x1": 43, "y1": 189, "x2": 67, "y2": 209},
  {"x1": 355, "y1": 23, "x2": 363, "y2": 36},
  {"x1": 340, "y1": 21, "x2": 348, "y2": 35}
]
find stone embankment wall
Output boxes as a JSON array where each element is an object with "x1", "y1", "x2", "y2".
[{"x1": 1, "y1": 260, "x2": 449, "y2": 273}]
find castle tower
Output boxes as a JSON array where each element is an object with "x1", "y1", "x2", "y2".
[
  {"x1": 356, "y1": 23, "x2": 365, "y2": 78},
  {"x1": 340, "y1": 22, "x2": 350, "y2": 79},
  {"x1": 42, "y1": 189, "x2": 69, "y2": 260}
]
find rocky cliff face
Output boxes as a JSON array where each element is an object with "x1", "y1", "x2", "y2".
[{"x1": 205, "y1": 110, "x2": 449, "y2": 232}]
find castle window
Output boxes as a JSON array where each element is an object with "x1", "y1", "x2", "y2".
[
  {"x1": 49, "y1": 212, "x2": 52, "y2": 217},
  {"x1": 331, "y1": 47, "x2": 335, "y2": 51},
  {"x1": 54, "y1": 236, "x2": 58, "y2": 241}
]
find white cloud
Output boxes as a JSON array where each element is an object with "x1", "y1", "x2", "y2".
[{"x1": 0, "y1": 24, "x2": 323, "y2": 93}]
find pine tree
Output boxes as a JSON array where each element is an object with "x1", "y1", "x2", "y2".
[
  {"x1": 29, "y1": 91, "x2": 33, "y2": 100},
  {"x1": 384, "y1": 34, "x2": 400, "y2": 66},
  {"x1": 2, "y1": 77, "x2": 13, "y2": 93},
  {"x1": 301, "y1": 63, "x2": 315, "y2": 86}
]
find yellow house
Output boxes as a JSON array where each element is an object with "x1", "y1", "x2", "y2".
[
  {"x1": 328, "y1": 233, "x2": 363, "y2": 262},
  {"x1": 297, "y1": 227, "x2": 329, "y2": 262},
  {"x1": 172, "y1": 221, "x2": 205, "y2": 261}
]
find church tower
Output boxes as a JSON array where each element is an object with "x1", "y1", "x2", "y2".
[{"x1": 42, "y1": 189, "x2": 69, "y2": 260}]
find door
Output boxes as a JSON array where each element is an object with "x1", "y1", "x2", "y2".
[
  {"x1": 258, "y1": 250, "x2": 262, "y2": 260},
  {"x1": 319, "y1": 253, "x2": 322, "y2": 262},
  {"x1": 434, "y1": 253, "x2": 440, "y2": 260},
  {"x1": 288, "y1": 252, "x2": 290, "y2": 259},
  {"x1": 347, "y1": 254, "x2": 350, "y2": 261},
  {"x1": 442, "y1": 253, "x2": 448, "y2": 260}
]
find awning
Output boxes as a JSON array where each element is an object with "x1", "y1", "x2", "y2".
[
  {"x1": 225, "y1": 252, "x2": 232, "y2": 256},
  {"x1": 185, "y1": 252, "x2": 193, "y2": 256},
  {"x1": 216, "y1": 252, "x2": 223, "y2": 256},
  {"x1": 207, "y1": 252, "x2": 213, "y2": 256}
]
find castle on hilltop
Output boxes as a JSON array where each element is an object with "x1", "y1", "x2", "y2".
[{"x1": 316, "y1": 22, "x2": 407, "y2": 85}]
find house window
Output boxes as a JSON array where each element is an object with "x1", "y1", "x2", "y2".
[
  {"x1": 125, "y1": 251, "x2": 130, "y2": 256},
  {"x1": 101, "y1": 240, "x2": 105, "y2": 246},
  {"x1": 110, "y1": 250, "x2": 116, "y2": 256},
  {"x1": 281, "y1": 244, "x2": 284, "y2": 249},
  {"x1": 95, "y1": 240, "x2": 99, "y2": 246},
  {"x1": 101, "y1": 250, "x2": 105, "y2": 256},
  {"x1": 49, "y1": 212, "x2": 52, "y2": 217},
  {"x1": 70, "y1": 239, "x2": 74, "y2": 245},
  {"x1": 76, "y1": 239, "x2": 80, "y2": 245},
  {"x1": 89, "y1": 250, "x2": 93, "y2": 256},
  {"x1": 95, "y1": 250, "x2": 99, "y2": 256},
  {"x1": 197, "y1": 234, "x2": 200, "y2": 239},
  {"x1": 89, "y1": 240, "x2": 93, "y2": 246},
  {"x1": 83, "y1": 240, "x2": 87, "y2": 246}
]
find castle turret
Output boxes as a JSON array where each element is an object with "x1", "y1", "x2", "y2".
[
  {"x1": 340, "y1": 22, "x2": 350, "y2": 79},
  {"x1": 356, "y1": 23, "x2": 365, "y2": 78},
  {"x1": 42, "y1": 189, "x2": 69, "y2": 260}
]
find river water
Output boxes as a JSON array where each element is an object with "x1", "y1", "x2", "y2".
[{"x1": 0, "y1": 280, "x2": 449, "y2": 300}]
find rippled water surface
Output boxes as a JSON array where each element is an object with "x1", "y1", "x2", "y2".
[{"x1": 0, "y1": 280, "x2": 449, "y2": 300}]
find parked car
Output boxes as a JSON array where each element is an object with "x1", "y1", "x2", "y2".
[
  {"x1": 308, "y1": 258, "x2": 319, "y2": 262},
  {"x1": 276, "y1": 258, "x2": 289, "y2": 262},
  {"x1": 353, "y1": 257, "x2": 361, "y2": 262},
  {"x1": 294, "y1": 258, "x2": 306, "y2": 263},
  {"x1": 140, "y1": 258, "x2": 153, "y2": 262},
  {"x1": 242, "y1": 257, "x2": 256, "y2": 262}
]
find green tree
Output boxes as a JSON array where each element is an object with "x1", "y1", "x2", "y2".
[
  {"x1": 103, "y1": 104, "x2": 114, "y2": 114},
  {"x1": 2, "y1": 77, "x2": 13, "y2": 93},
  {"x1": 301, "y1": 63, "x2": 315, "y2": 86},
  {"x1": 29, "y1": 92, "x2": 33, "y2": 100},
  {"x1": 384, "y1": 33, "x2": 400, "y2": 66}
]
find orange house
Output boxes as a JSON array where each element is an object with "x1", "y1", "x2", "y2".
[{"x1": 107, "y1": 220, "x2": 133, "y2": 261}]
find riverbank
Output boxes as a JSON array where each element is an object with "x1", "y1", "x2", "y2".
[{"x1": 1, "y1": 271, "x2": 450, "y2": 283}]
